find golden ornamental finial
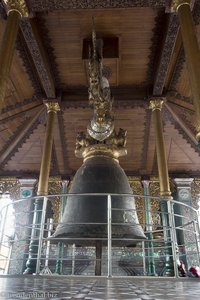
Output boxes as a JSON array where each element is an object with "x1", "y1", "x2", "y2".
[
  {"x1": 149, "y1": 99, "x2": 164, "y2": 111},
  {"x1": 171, "y1": 0, "x2": 191, "y2": 12},
  {"x1": 88, "y1": 19, "x2": 114, "y2": 141},
  {"x1": 45, "y1": 102, "x2": 60, "y2": 113},
  {"x1": 75, "y1": 22, "x2": 127, "y2": 161},
  {"x1": 4, "y1": 0, "x2": 28, "y2": 17}
]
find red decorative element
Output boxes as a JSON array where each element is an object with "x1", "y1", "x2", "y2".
[{"x1": 189, "y1": 266, "x2": 200, "y2": 278}]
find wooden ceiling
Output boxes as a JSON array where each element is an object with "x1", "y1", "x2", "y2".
[{"x1": 0, "y1": 0, "x2": 200, "y2": 179}]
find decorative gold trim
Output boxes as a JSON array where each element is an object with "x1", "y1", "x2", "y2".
[
  {"x1": 75, "y1": 128, "x2": 127, "y2": 160},
  {"x1": 150, "y1": 176, "x2": 159, "y2": 182},
  {"x1": 171, "y1": 0, "x2": 191, "y2": 12},
  {"x1": 149, "y1": 99, "x2": 164, "y2": 111},
  {"x1": 81, "y1": 144, "x2": 127, "y2": 161},
  {"x1": 49, "y1": 177, "x2": 62, "y2": 182},
  {"x1": 44, "y1": 102, "x2": 60, "y2": 113},
  {"x1": 0, "y1": 177, "x2": 17, "y2": 181},
  {"x1": 4, "y1": 0, "x2": 28, "y2": 17}
]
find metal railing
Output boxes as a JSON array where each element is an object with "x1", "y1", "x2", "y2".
[{"x1": 0, "y1": 193, "x2": 199, "y2": 277}]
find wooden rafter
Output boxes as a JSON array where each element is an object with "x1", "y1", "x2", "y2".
[
  {"x1": 0, "y1": 103, "x2": 43, "y2": 125},
  {"x1": 164, "y1": 102, "x2": 198, "y2": 147},
  {"x1": 1, "y1": 97, "x2": 42, "y2": 115},
  {"x1": 0, "y1": 106, "x2": 45, "y2": 167},
  {"x1": 167, "y1": 95, "x2": 195, "y2": 112}
]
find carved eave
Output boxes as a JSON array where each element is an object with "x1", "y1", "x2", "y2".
[
  {"x1": 28, "y1": 0, "x2": 167, "y2": 12},
  {"x1": 19, "y1": 18, "x2": 56, "y2": 98},
  {"x1": 167, "y1": 2, "x2": 200, "y2": 90},
  {"x1": 153, "y1": 13, "x2": 180, "y2": 95}
]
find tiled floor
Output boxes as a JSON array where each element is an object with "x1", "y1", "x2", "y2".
[{"x1": 0, "y1": 276, "x2": 200, "y2": 299}]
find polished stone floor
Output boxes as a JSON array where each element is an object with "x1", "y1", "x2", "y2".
[{"x1": 0, "y1": 276, "x2": 200, "y2": 300}]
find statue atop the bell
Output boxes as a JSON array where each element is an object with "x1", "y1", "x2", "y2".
[{"x1": 87, "y1": 24, "x2": 114, "y2": 142}]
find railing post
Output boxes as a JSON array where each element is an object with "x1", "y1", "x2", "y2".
[
  {"x1": 40, "y1": 218, "x2": 53, "y2": 274},
  {"x1": 0, "y1": 205, "x2": 8, "y2": 244},
  {"x1": 36, "y1": 196, "x2": 48, "y2": 274},
  {"x1": 167, "y1": 199, "x2": 179, "y2": 277},
  {"x1": 142, "y1": 241, "x2": 146, "y2": 275},
  {"x1": 72, "y1": 243, "x2": 76, "y2": 275},
  {"x1": 107, "y1": 194, "x2": 112, "y2": 277}
]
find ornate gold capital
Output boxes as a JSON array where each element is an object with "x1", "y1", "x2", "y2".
[
  {"x1": 149, "y1": 99, "x2": 164, "y2": 111},
  {"x1": 45, "y1": 102, "x2": 60, "y2": 113},
  {"x1": 171, "y1": 0, "x2": 191, "y2": 12},
  {"x1": 4, "y1": 0, "x2": 28, "y2": 17}
]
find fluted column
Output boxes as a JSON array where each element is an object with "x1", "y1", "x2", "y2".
[
  {"x1": 149, "y1": 99, "x2": 174, "y2": 276},
  {"x1": 37, "y1": 102, "x2": 60, "y2": 196},
  {"x1": 24, "y1": 101, "x2": 60, "y2": 274},
  {"x1": 149, "y1": 99, "x2": 171, "y2": 199},
  {"x1": 171, "y1": 0, "x2": 200, "y2": 144},
  {"x1": 0, "y1": 0, "x2": 28, "y2": 111}
]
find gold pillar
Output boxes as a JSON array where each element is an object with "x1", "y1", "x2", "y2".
[
  {"x1": 149, "y1": 99, "x2": 171, "y2": 198},
  {"x1": 171, "y1": 0, "x2": 200, "y2": 143},
  {"x1": 37, "y1": 102, "x2": 60, "y2": 196},
  {"x1": 0, "y1": 0, "x2": 28, "y2": 111}
]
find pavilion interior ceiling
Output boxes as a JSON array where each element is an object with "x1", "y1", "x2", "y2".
[{"x1": 0, "y1": 0, "x2": 200, "y2": 179}]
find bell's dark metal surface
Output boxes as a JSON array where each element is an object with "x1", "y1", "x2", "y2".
[
  {"x1": 53, "y1": 155, "x2": 145, "y2": 246},
  {"x1": 52, "y1": 23, "x2": 146, "y2": 246}
]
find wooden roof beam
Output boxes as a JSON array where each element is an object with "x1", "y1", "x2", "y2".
[
  {"x1": 153, "y1": 14, "x2": 180, "y2": 96},
  {"x1": 61, "y1": 87, "x2": 148, "y2": 108},
  {"x1": 20, "y1": 18, "x2": 56, "y2": 98},
  {"x1": 0, "y1": 106, "x2": 45, "y2": 167}
]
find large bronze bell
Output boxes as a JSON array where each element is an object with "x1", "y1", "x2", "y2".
[
  {"x1": 53, "y1": 25, "x2": 145, "y2": 247},
  {"x1": 53, "y1": 155, "x2": 145, "y2": 246}
]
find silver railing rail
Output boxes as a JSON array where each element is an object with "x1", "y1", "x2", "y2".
[{"x1": 0, "y1": 193, "x2": 199, "y2": 277}]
